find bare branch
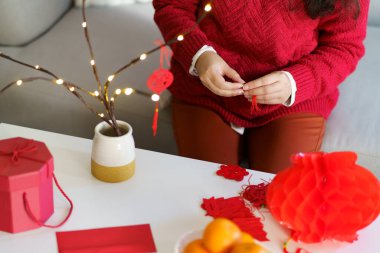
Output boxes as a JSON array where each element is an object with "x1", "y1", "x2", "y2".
[
  {"x1": 81, "y1": 0, "x2": 102, "y2": 92},
  {"x1": 0, "y1": 53, "x2": 59, "y2": 79},
  {"x1": 102, "y1": 0, "x2": 213, "y2": 94},
  {"x1": 0, "y1": 77, "x2": 53, "y2": 94}
]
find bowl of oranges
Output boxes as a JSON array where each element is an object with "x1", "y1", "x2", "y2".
[{"x1": 175, "y1": 218, "x2": 271, "y2": 253}]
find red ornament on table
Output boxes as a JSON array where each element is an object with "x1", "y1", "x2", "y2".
[
  {"x1": 146, "y1": 40, "x2": 174, "y2": 136},
  {"x1": 216, "y1": 164, "x2": 249, "y2": 181},
  {"x1": 266, "y1": 152, "x2": 380, "y2": 243}
]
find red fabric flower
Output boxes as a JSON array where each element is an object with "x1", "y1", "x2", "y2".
[
  {"x1": 216, "y1": 164, "x2": 249, "y2": 181},
  {"x1": 266, "y1": 152, "x2": 380, "y2": 243},
  {"x1": 201, "y1": 197, "x2": 268, "y2": 241}
]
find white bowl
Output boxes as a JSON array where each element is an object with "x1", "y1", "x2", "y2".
[
  {"x1": 175, "y1": 229, "x2": 203, "y2": 253},
  {"x1": 174, "y1": 229, "x2": 272, "y2": 253}
]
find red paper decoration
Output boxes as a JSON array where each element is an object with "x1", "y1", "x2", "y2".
[
  {"x1": 216, "y1": 164, "x2": 249, "y2": 181},
  {"x1": 146, "y1": 40, "x2": 174, "y2": 136},
  {"x1": 266, "y1": 152, "x2": 380, "y2": 243},
  {"x1": 201, "y1": 197, "x2": 268, "y2": 241},
  {"x1": 147, "y1": 69, "x2": 173, "y2": 94}
]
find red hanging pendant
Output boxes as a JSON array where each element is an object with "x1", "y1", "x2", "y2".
[
  {"x1": 146, "y1": 40, "x2": 174, "y2": 136},
  {"x1": 146, "y1": 69, "x2": 173, "y2": 94}
]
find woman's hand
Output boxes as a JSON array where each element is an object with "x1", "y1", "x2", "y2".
[
  {"x1": 243, "y1": 71, "x2": 291, "y2": 104},
  {"x1": 196, "y1": 51, "x2": 245, "y2": 97}
]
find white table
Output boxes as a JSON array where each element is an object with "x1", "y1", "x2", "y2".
[{"x1": 0, "y1": 123, "x2": 379, "y2": 253}]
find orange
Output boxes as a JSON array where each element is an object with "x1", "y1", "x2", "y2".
[
  {"x1": 239, "y1": 232, "x2": 255, "y2": 243},
  {"x1": 183, "y1": 239, "x2": 210, "y2": 253},
  {"x1": 230, "y1": 242, "x2": 269, "y2": 253},
  {"x1": 203, "y1": 218, "x2": 242, "y2": 253}
]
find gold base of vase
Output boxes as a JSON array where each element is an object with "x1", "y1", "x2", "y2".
[{"x1": 91, "y1": 160, "x2": 135, "y2": 183}]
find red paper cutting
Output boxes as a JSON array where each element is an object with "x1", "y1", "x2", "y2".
[
  {"x1": 201, "y1": 197, "x2": 268, "y2": 241},
  {"x1": 266, "y1": 152, "x2": 380, "y2": 243},
  {"x1": 56, "y1": 224, "x2": 156, "y2": 253},
  {"x1": 216, "y1": 164, "x2": 249, "y2": 181}
]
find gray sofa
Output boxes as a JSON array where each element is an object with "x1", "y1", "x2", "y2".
[{"x1": 0, "y1": 1, "x2": 379, "y2": 177}]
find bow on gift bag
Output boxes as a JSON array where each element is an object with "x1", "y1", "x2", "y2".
[
  {"x1": 0, "y1": 137, "x2": 73, "y2": 233},
  {"x1": 266, "y1": 152, "x2": 380, "y2": 244}
]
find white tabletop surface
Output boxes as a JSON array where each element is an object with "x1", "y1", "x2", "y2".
[{"x1": 0, "y1": 123, "x2": 379, "y2": 253}]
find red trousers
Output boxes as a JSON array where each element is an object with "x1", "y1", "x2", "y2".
[{"x1": 172, "y1": 99, "x2": 326, "y2": 174}]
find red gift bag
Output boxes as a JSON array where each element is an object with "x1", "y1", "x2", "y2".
[{"x1": 0, "y1": 137, "x2": 72, "y2": 233}]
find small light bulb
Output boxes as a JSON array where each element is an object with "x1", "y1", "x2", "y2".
[
  {"x1": 35, "y1": 65, "x2": 40, "y2": 70},
  {"x1": 110, "y1": 97, "x2": 115, "y2": 102},
  {"x1": 94, "y1": 91, "x2": 100, "y2": 97},
  {"x1": 124, "y1": 88, "x2": 134, "y2": 95},
  {"x1": 108, "y1": 75, "x2": 114, "y2": 82},
  {"x1": 16, "y1": 80, "x2": 23, "y2": 86},
  {"x1": 69, "y1": 87, "x2": 75, "y2": 92},
  {"x1": 177, "y1": 35, "x2": 184, "y2": 41},
  {"x1": 99, "y1": 113, "x2": 104, "y2": 117},
  {"x1": 115, "y1": 89, "x2": 121, "y2": 95},
  {"x1": 90, "y1": 60, "x2": 95, "y2": 66},
  {"x1": 204, "y1": 3, "x2": 212, "y2": 12},
  {"x1": 151, "y1": 94, "x2": 160, "y2": 102},
  {"x1": 82, "y1": 22, "x2": 87, "y2": 28},
  {"x1": 140, "y1": 53, "x2": 147, "y2": 61},
  {"x1": 56, "y1": 79, "x2": 64, "y2": 85}
]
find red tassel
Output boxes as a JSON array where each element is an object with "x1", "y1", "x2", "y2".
[
  {"x1": 250, "y1": 95, "x2": 260, "y2": 114},
  {"x1": 152, "y1": 102, "x2": 159, "y2": 136}
]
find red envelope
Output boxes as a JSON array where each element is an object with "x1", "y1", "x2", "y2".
[{"x1": 56, "y1": 224, "x2": 156, "y2": 253}]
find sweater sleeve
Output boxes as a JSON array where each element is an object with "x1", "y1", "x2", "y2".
[
  {"x1": 282, "y1": 0, "x2": 369, "y2": 105},
  {"x1": 152, "y1": 0, "x2": 213, "y2": 74}
]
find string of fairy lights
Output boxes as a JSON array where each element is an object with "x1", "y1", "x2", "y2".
[{"x1": 0, "y1": 0, "x2": 213, "y2": 135}]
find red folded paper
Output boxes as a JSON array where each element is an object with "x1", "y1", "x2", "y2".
[
  {"x1": 56, "y1": 224, "x2": 157, "y2": 253},
  {"x1": 201, "y1": 197, "x2": 268, "y2": 241}
]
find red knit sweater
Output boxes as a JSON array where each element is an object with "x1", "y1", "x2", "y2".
[{"x1": 153, "y1": 0, "x2": 369, "y2": 127}]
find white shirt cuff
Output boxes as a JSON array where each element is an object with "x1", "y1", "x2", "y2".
[
  {"x1": 189, "y1": 45, "x2": 217, "y2": 76},
  {"x1": 281, "y1": 71, "x2": 297, "y2": 107},
  {"x1": 230, "y1": 123, "x2": 245, "y2": 135}
]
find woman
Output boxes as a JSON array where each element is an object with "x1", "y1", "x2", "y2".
[{"x1": 152, "y1": 0, "x2": 369, "y2": 173}]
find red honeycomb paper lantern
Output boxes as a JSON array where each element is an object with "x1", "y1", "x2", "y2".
[{"x1": 266, "y1": 152, "x2": 380, "y2": 243}]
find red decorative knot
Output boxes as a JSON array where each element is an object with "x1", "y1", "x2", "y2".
[
  {"x1": 146, "y1": 69, "x2": 173, "y2": 94},
  {"x1": 146, "y1": 40, "x2": 174, "y2": 137},
  {"x1": 241, "y1": 180, "x2": 270, "y2": 208},
  {"x1": 216, "y1": 164, "x2": 249, "y2": 181}
]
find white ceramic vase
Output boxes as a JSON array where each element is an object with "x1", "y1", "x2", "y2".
[{"x1": 91, "y1": 120, "x2": 135, "y2": 183}]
